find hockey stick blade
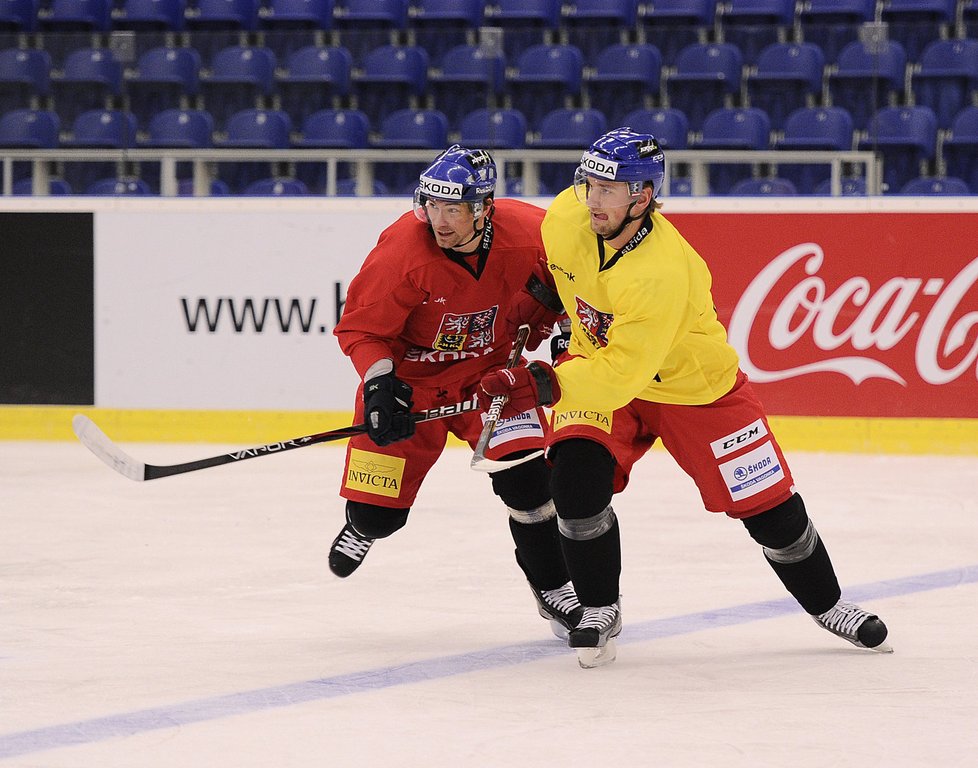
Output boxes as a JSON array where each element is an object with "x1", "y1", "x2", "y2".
[
  {"x1": 470, "y1": 324, "x2": 544, "y2": 473},
  {"x1": 73, "y1": 396, "x2": 479, "y2": 482}
]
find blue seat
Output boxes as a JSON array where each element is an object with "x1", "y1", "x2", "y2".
[
  {"x1": 827, "y1": 39, "x2": 908, "y2": 131},
  {"x1": 776, "y1": 105, "x2": 854, "y2": 193},
  {"x1": 910, "y1": 39, "x2": 978, "y2": 130},
  {"x1": 117, "y1": 0, "x2": 185, "y2": 30},
  {"x1": 352, "y1": 44, "x2": 429, "y2": 126},
  {"x1": 0, "y1": 48, "x2": 51, "y2": 115},
  {"x1": 62, "y1": 108, "x2": 137, "y2": 192},
  {"x1": 294, "y1": 108, "x2": 369, "y2": 191},
  {"x1": 586, "y1": 43, "x2": 662, "y2": 127},
  {"x1": 899, "y1": 175, "x2": 971, "y2": 195},
  {"x1": 40, "y1": 0, "x2": 111, "y2": 31},
  {"x1": 458, "y1": 107, "x2": 527, "y2": 148},
  {"x1": 335, "y1": 176, "x2": 389, "y2": 195},
  {"x1": 296, "y1": 108, "x2": 369, "y2": 146},
  {"x1": 276, "y1": 44, "x2": 352, "y2": 128},
  {"x1": 534, "y1": 107, "x2": 607, "y2": 191},
  {"x1": 561, "y1": 0, "x2": 638, "y2": 65},
  {"x1": 505, "y1": 176, "x2": 550, "y2": 196},
  {"x1": 50, "y1": 47, "x2": 122, "y2": 126},
  {"x1": 0, "y1": 108, "x2": 60, "y2": 146},
  {"x1": 858, "y1": 105, "x2": 937, "y2": 192},
  {"x1": 334, "y1": 0, "x2": 410, "y2": 64},
  {"x1": 880, "y1": 0, "x2": 956, "y2": 64},
  {"x1": 638, "y1": 0, "x2": 714, "y2": 66},
  {"x1": 13, "y1": 177, "x2": 73, "y2": 194},
  {"x1": 243, "y1": 176, "x2": 310, "y2": 195},
  {"x1": 813, "y1": 175, "x2": 868, "y2": 195},
  {"x1": 965, "y1": 0, "x2": 978, "y2": 37},
  {"x1": 185, "y1": 0, "x2": 261, "y2": 63},
  {"x1": 85, "y1": 177, "x2": 153, "y2": 194},
  {"x1": 719, "y1": 0, "x2": 794, "y2": 66},
  {"x1": 258, "y1": 0, "x2": 333, "y2": 61},
  {"x1": 144, "y1": 108, "x2": 214, "y2": 146},
  {"x1": 506, "y1": 43, "x2": 583, "y2": 132},
  {"x1": 943, "y1": 106, "x2": 978, "y2": 193},
  {"x1": 126, "y1": 46, "x2": 200, "y2": 128},
  {"x1": 429, "y1": 43, "x2": 505, "y2": 129},
  {"x1": 746, "y1": 42, "x2": 825, "y2": 131},
  {"x1": 371, "y1": 107, "x2": 448, "y2": 191},
  {"x1": 483, "y1": 0, "x2": 561, "y2": 62},
  {"x1": 729, "y1": 177, "x2": 798, "y2": 195},
  {"x1": 0, "y1": 0, "x2": 37, "y2": 32},
  {"x1": 798, "y1": 0, "x2": 874, "y2": 64},
  {"x1": 697, "y1": 106, "x2": 771, "y2": 195},
  {"x1": 666, "y1": 43, "x2": 743, "y2": 132},
  {"x1": 621, "y1": 107, "x2": 688, "y2": 149},
  {"x1": 177, "y1": 178, "x2": 231, "y2": 194},
  {"x1": 408, "y1": 0, "x2": 485, "y2": 66},
  {"x1": 199, "y1": 45, "x2": 276, "y2": 129},
  {"x1": 219, "y1": 107, "x2": 292, "y2": 191}
]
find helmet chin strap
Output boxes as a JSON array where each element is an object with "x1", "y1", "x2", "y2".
[{"x1": 604, "y1": 196, "x2": 653, "y2": 242}]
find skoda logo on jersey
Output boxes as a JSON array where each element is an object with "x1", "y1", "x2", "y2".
[
  {"x1": 580, "y1": 152, "x2": 619, "y2": 180},
  {"x1": 419, "y1": 175, "x2": 464, "y2": 200}
]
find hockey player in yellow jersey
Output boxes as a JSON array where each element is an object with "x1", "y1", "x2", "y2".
[{"x1": 478, "y1": 128, "x2": 891, "y2": 668}]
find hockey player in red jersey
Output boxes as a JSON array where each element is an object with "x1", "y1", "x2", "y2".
[{"x1": 330, "y1": 145, "x2": 579, "y2": 638}]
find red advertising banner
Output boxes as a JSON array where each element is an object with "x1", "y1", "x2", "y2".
[{"x1": 669, "y1": 213, "x2": 978, "y2": 418}]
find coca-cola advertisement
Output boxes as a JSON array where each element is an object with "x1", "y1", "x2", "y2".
[{"x1": 671, "y1": 213, "x2": 978, "y2": 418}]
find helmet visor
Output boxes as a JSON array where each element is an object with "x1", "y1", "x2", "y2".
[{"x1": 573, "y1": 166, "x2": 643, "y2": 209}]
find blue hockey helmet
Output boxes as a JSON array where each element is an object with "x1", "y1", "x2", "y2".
[
  {"x1": 413, "y1": 144, "x2": 497, "y2": 221},
  {"x1": 574, "y1": 128, "x2": 665, "y2": 202}
]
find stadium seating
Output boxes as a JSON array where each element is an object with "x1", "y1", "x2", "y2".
[
  {"x1": 0, "y1": 108, "x2": 60, "y2": 146},
  {"x1": 719, "y1": 0, "x2": 794, "y2": 66},
  {"x1": 457, "y1": 107, "x2": 527, "y2": 149},
  {"x1": 0, "y1": 0, "x2": 37, "y2": 33},
  {"x1": 184, "y1": 0, "x2": 261, "y2": 63},
  {"x1": 334, "y1": 0, "x2": 409, "y2": 64},
  {"x1": 370, "y1": 107, "x2": 448, "y2": 191},
  {"x1": 776, "y1": 106, "x2": 855, "y2": 193},
  {"x1": 586, "y1": 43, "x2": 662, "y2": 128},
  {"x1": 911, "y1": 39, "x2": 978, "y2": 130},
  {"x1": 242, "y1": 176, "x2": 309, "y2": 194},
  {"x1": 880, "y1": 0, "x2": 956, "y2": 63},
  {"x1": 199, "y1": 45, "x2": 276, "y2": 129},
  {"x1": 533, "y1": 107, "x2": 607, "y2": 190},
  {"x1": 899, "y1": 176, "x2": 971, "y2": 195},
  {"x1": 621, "y1": 108, "x2": 688, "y2": 149},
  {"x1": 483, "y1": 0, "x2": 561, "y2": 62},
  {"x1": 276, "y1": 44, "x2": 352, "y2": 128},
  {"x1": 85, "y1": 177, "x2": 153, "y2": 194},
  {"x1": 858, "y1": 105, "x2": 938, "y2": 192},
  {"x1": 49, "y1": 47, "x2": 123, "y2": 127},
  {"x1": 697, "y1": 106, "x2": 772, "y2": 195},
  {"x1": 940, "y1": 106, "x2": 978, "y2": 192},
  {"x1": 746, "y1": 42, "x2": 825, "y2": 131},
  {"x1": 293, "y1": 107, "x2": 369, "y2": 191},
  {"x1": 729, "y1": 177, "x2": 798, "y2": 195},
  {"x1": 13, "y1": 177, "x2": 73, "y2": 194},
  {"x1": 813, "y1": 176, "x2": 868, "y2": 195},
  {"x1": 218, "y1": 107, "x2": 292, "y2": 190},
  {"x1": 0, "y1": 48, "x2": 51, "y2": 116},
  {"x1": 258, "y1": 0, "x2": 334, "y2": 62},
  {"x1": 352, "y1": 44, "x2": 429, "y2": 126},
  {"x1": 506, "y1": 43, "x2": 583, "y2": 132},
  {"x1": 638, "y1": 0, "x2": 714, "y2": 66},
  {"x1": 428, "y1": 43, "x2": 505, "y2": 129},
  {"x1": 143, "y1": 108, "x2": 215, "y2": 147},
  {"x1": 797, "y1": 0, "x2": 875, "y2": 64},
  {"x1": 126, "y1": 46, "x2": 201, "y2": 129},
  {"x1": 408, "y1": 0, "x2": 484, "y2": 66},
  {"x1": 61, "y1": 108, "x2": 137, "y2": 191},
  {"x1": 666, "y1": 43, "x2": 743, "y2": 132},
  {"x1": 827, "y1": 39, "x2": 908, "y2": 131},
  {"x1": 560, "y1": 0, "x2": 638, "y2": 65}
]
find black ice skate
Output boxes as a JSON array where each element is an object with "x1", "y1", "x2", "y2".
[
  {"x1": 812, "y1": 599, "x2": 893, "y2": 652},
  {"x1": 568, "y1": 600, "x2": 622, "y2": 669},
  {"x1": 328, "y1": 523, "x2": 374, "y2": 578},
  {"x1": 529, "y1": 581, "x2": 584, "y2": 640}
]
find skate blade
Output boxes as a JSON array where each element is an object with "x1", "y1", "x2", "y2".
[
  {"x1": 867, "y1": 640, "x2": 894, "y2": 654},
  {"x1": 549, "y1": 618, "x2": 569, "y2": 641},
  {"x1": 577, "y1": 638, "x2": 618, "y2": 669}
]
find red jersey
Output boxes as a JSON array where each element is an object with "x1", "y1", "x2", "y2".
[{"x1": 334, "y1": 199, "x2": 547, "y2": 387}]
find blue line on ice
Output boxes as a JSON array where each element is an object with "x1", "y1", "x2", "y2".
[{"x1": 2, "y1": 565, "x2": 975, "y2": 760}]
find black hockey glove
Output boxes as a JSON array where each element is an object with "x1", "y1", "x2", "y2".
[
  {"x1": 550, "y1": 316, "x2": 571, "y2": 363},
  {"x1": 363, "y1": 372, "x2": 415, "y2": 447}
]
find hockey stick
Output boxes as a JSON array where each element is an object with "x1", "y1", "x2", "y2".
[
  {"x1": 72, "y1": 396, "x2": 479, "y2": 482},
  {"x1": 470, "y1": 324, "x2": 545, "y2": 473}
]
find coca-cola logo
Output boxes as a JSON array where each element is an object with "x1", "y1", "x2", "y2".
[{"x1": 727, "y1": 243, "x2": 978, "y2": 387}]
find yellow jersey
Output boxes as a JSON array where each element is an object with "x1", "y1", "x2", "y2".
[{"x1": 541, "y1": 187, "x2": 739, "y2": 413}]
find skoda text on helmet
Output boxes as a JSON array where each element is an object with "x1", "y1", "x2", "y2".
[
  {"x1": 573, "y1": 128, "x2": 666, "y2": 205},
  {"x1": 413, "y1": 144, "x2": 497, "y2": 223}
]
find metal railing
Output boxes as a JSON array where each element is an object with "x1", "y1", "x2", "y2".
[{"x1": 0, "y1": 148, "x2": 881, "y2": 196}]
